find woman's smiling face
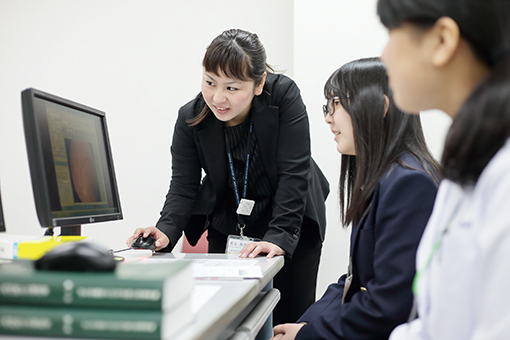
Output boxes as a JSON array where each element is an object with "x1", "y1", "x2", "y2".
[{"x1": 201, "y1": 70, "x2": 264, "y2": 126}]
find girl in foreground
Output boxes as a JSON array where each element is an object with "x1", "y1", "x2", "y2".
[{"x1": 377, "y1": 0, "x2": 510, "y2": 338}]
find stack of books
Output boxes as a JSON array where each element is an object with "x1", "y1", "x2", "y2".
[{"x1": 0, "y1": 259, "x2": 194, "y2": 339}]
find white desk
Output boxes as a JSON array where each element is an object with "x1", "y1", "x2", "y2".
[
  {"x1": 140, "y1": 253, "x2": 284, "y2": 340},
  {"x1": 0, "y1": 252, "x2": 284, "y2": 340}
]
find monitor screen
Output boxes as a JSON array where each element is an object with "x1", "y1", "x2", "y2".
[
  {"x1": 0, "y1": 185, "x2": 5, "y2": 232},
  {"x1": 21, "y1": 88, "x2": 122, "y2": 236}
]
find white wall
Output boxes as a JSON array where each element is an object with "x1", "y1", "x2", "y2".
[
  {"x1": 0, "y1": 0, "x2": 294, "y2": 252},
  {"x1": 0, "y1": 0, "x2": 451, "y2": 299}
]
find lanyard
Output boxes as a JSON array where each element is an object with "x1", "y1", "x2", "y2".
[
  {"x1": 412, "y1": 201, "x2": 462, "y2": 295},
  {"x1": 224, "y1": 116, "x2": 254, "y2": 232},
  {"x1": 408, "y1": 200, "x2": 462, "y2": 321}
]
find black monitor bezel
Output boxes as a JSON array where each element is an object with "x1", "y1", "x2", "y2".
[
  {"x1": 21, "y1": 88, "x2": 123, "y2": 234},
  {"x1": 0, "y1": 184, "x2": 5, "y2": 232}
]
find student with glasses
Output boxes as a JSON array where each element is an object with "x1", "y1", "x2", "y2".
[{"x1": 271, "y1": 57, "x2": 440, "y2": 340}]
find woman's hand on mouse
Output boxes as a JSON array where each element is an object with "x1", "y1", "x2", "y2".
[
  {"x1": 126, "y1": 226, "x2": 169, "y2": 251},
  {"x1": 239, "y1": 241, "x2": 285, "y2": 259}
]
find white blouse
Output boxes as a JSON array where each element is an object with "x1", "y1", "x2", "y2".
[{"x1": 390, "y1": 139, "x2": 510, "y2": 340}]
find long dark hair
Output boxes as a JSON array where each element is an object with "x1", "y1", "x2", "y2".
[
  {"x1": 188, "y1": 28, "x2": 274, "y2": 126},
  {"x1": 377, "y1": 0, "x2": 510, "y2": 186},
  {"x1": 326, "y1": 57, "x2": 440, "y2": 226}
]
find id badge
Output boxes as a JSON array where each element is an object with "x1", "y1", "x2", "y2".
[
  {"x1": 341, "y1": 274, "x2": 352, "y2": 304},
  {"x1": 226, "y1": 235, "x2": 261, "y2": 254},
  {"x1": 342, "y1": 258, "x2": 353, "y2": 304},
  {"x1": 236, "y1": 198, "x2": 255, "y2": 216}
]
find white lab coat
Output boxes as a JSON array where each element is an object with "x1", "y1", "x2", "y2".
[{"x1": 390, "y1": 139, "x2": 510, "y2": 340}]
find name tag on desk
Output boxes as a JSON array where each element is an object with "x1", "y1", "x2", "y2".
[{"x1": 226, "y1": 235, "x2": 260, "y2": 254}]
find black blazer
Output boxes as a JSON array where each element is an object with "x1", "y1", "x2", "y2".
[
  {"x1": 156, "y1": 73, "x2": 329, "y2": 257},
  {"x1": 296, "y1": 154, "x2": 438, "y2": 339}
]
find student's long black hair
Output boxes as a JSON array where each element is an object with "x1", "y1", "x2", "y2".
[
  {"x1": 326, "y1": 57, "x2": 440, "y2": 226},
  {"x1": 377, "y1": 0, "x2": 510, "y2": 187}
]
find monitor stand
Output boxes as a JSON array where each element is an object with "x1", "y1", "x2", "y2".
[
  {"x1": 44, "y1": 225, "x2": 81, "y2": 236},
  {"x1": 60, "y1": 225, "x2": 81, "y2": 236}
]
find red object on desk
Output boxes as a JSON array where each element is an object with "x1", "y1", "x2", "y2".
[{"x1": 182, "y1": 230, "x2": 208, "y2": 253}]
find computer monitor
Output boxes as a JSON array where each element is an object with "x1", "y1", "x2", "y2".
[
  {"x1": 0, "y1": 184, "x2": 5, "y2": 232},
  {"x1": 21, "y1": 88, "x2": 123, "y2": 236}
]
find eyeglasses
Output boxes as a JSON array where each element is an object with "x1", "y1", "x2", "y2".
[{"x1": 322, "y1": 97, "x2": 339, "y2": 117}]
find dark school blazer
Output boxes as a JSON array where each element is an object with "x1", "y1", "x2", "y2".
[
  {"x1": 155, "y1": 73, "x2": 329, "y2": 258},
  {"x1": 296, "y1": 153, "x2": 438, "y2": 339}
]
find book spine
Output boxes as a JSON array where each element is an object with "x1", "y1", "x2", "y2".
[
  {"x1": 0, "y1": 304, "x2": 191, "y2": 340},
  {"x1": 0, "y1": 274, "x2": 166, "y2": 310}
]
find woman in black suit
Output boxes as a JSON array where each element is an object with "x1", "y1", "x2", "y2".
[
  {"x1": 127, "y1": 28, "x2": 329, "y2": 325},
  {"x1": 271, "y1": 58, "x2": 441, "y2": 339}
]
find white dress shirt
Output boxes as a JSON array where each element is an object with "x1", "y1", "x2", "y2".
[{"x1": 390, "y1": 139, "x2": 510, "y2": 340}]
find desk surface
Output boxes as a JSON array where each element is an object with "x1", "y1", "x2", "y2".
[{"x1": 141, "y1": 253, "x2": 284, "y2": 340}]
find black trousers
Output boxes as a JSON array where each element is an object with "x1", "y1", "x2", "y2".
[{"x1": 207, "y1": 216, "x2": 322, "y2": 325}]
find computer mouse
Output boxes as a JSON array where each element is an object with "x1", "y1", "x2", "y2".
[
  {"x1": 35, "y1": 242, "x2": 117, "y2": 272},
  {"x1": 131, "y1": 235, "x2": 157, "y2": 250}
]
